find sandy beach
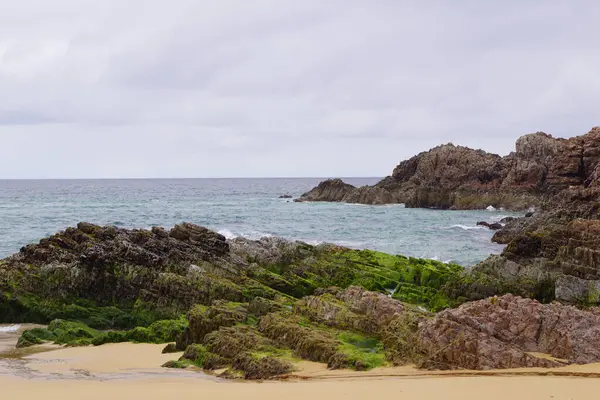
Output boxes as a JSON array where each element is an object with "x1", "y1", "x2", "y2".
[
  {"x1": 1, "y1": 327, "x2": 600, "y2": 399},
  {"x1": 3, "y1": 369, "x2": 600, "y2": 400}
]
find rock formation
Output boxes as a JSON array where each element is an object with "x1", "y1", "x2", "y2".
[
  {"x1": 418, "y1": 294, "x2": 600, "y2": 370},
  {"x1": 298, "y1": 127, "x2": 600, "y2": 210},
  {"x1": 7, "y1": 221, "x2": 600, "y2": 378},
  {"x1": 459, "y1": 184, "x2": 600, "y2": 306}
]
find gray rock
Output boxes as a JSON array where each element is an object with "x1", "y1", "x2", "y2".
[{"x1": 555, "y1": 275, "x2": 600, "y2": 304}]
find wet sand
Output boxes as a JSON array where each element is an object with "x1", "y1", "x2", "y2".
[
  {"x1": 3, "y1": 374, "x2": 600, "y2": 400},
  {"x1": 1, "y1": 329, "x2": 600, "y2": 399}
]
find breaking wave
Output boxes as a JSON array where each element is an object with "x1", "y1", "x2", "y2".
[{"x1": 451, "y1": 224, "x2": 486, "y2": 231}]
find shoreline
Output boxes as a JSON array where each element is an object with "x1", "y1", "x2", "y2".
[
  {"x1": 3, "y1": 327, "x2": 600, "y2": 398},
  {"x1": 4, "y1": 337, "x2": 600, "y2": 382}
]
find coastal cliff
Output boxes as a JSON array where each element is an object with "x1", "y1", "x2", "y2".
[{"x1": 298, "y1": 127, "x2": 600, "y2": 210}]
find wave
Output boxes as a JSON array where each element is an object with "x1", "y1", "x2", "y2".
[
  {"x1": 0, "y1": 324, "x2": 21, "y2": 333},
  {"x1": 217, "y1": 229, "x2": 237, "y2": 240},
  {"x1": 451, "y1": 224, "x2": 486, "y2": 231},
  {"x1": 218, "y1": 228, "x2": 273, "y2": 241}
]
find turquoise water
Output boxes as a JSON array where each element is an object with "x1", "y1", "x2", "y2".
[{"x1": 0, "y1": 178, "x2": 516, "y2": 266}]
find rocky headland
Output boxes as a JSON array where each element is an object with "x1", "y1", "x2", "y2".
[{"x1": 297, "y1": 127, "x2": 600, "y2": 210}]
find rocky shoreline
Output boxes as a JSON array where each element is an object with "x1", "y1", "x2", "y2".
[
  {"x1": 3, "y1": 128, "x2": 600, "y2": 380},
  {"x1": 297, "y1": 127, "x2": 600, "y2": 210},
  {"x1": 3, "y1": 203, "x2": 600, "y2": 379}
]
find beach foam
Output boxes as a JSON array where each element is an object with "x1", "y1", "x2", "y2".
[
  {"x1": 451, "y1": 224, "x2": 486, "y2": 231},
  {"x1": 0, "y1": 324, "x2": 21, "y2": 333}
]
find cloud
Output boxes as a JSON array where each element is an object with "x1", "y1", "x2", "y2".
[{"x1": 0, "y1": 0, "x2": 599, "y2": 178}]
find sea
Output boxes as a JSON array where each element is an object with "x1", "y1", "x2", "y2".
[{"x1": 0, "y1": 178, "x2": 519, "y2": 266}]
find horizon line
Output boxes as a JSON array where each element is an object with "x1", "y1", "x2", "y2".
[{"x1": 0, "y1": 176, "x2": 385, "y2": 181}]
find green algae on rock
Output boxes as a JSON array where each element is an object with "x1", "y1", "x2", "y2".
[
  {"x1": 1, "y1": 222, "x2": 468, "y2": 379},
  {"x1": 1, "y1": 223, "x2": 464, "y2": 332},
  {"x1": 17, "y1": 317, "x2": 188, "y2": 348}
]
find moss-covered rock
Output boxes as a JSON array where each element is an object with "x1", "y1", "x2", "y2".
[
  {"x1": 204, "y1": 325, "x2": 270, "y2": 360},
  {"x1": 181, "y1": 344, "x2": 208, "y2": 367},
  {"x1": 232, "y1": 352, "x2": 294, "y2": 380},
  {"x1": 17, "y1": 320, "x2": 100, "y2": 348},
  {"x1": 331, "y1": 332, "x2": 387, "y2": 370},
  {"x1": 18, "y1": 317, "x2": 187, "y2": 348},
  {"x1": 161, "y1": 343, "x2": 179, "y2": 354},
  {"x1": 177, "y1": 301, "x2": 249, "y2": 350},
  {"x1": 258, "y1": 312, "x2": 339, "y2": 363},
  {"x1": 2, "y1": 223, "x2": 480, "y2": 380}
]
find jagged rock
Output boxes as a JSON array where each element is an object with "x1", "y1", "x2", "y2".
[
  {"x1": 417, "y1": 294, "x2": 600, "y2": 370},
  {"x1": 341, "y1": 186, "x2": 402, "y2": 205},
  {"x1": 555, "y1": 275, "x2": 600, "y2": 304},
  {"x1": 278, "y1": 195, "x2": 293, "y2": 199},
  {"x1": 471, "y1": 196, "x2": 600, "y2": 306},
  {"x1": 169, "y1": 223, "x2": 229, "y2": 255},
  {"x1": 299, "y1": 127, "x2": 600, "y2": 210}
]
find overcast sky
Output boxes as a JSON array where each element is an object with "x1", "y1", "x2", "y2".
[{"x1": 0, "y1": 1, "x2": 599, "y2": 178}]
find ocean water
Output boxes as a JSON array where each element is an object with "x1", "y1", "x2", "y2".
[{"x1": 0, "y1": 178, "x2": 517, "y2": 266}]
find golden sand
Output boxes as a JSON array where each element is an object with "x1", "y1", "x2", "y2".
[
  {"x1": 3, "y1": 374, "x2": 600, "y2": 400},
  {"x1": 24, "y1": 342, "x2": 183, "y2": 375},
  {"x1": 1, "y1": 337, "x2": 600, "y2": 399}
]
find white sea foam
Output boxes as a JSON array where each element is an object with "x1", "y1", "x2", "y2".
[
  {"x1": 218, "y1": 229, "x2": 238, "y2": 240},
  {"x1": 451, "y1": 224, "x2": 486, "y2": 231},
  {"x1": 0, "y1": 324, "x2": 21, "y2": 333},
  {"x1": 486, "y1": 205, "x2": 497, "y2": 211},
  {"x1": 219, "y1": 229, "x2": 273, "y2": 241}
]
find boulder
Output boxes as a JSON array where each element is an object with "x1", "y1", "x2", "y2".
[
  {"x1": 476, "y1": 221, "x2": 503, "y2": 230},
  {"x1": 417, "y1": 294, "x2": 600, "y2": 370}
]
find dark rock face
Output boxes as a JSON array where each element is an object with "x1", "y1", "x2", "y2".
[
  {"x1": 418, "y1": 294, "x2": 600, "y2": 370},
  {"x1": 461, "y1": 185, "x2": 600, "y2": 306},
  {"x1": 278, "y1": 195, "x2": 292, "y2": 199},
  {"x1": 297, "y1": 127, "x2": 600, "y2": 210},
  {"x1": 295, "y1": 179, "x2": 357, "y2": 202}
]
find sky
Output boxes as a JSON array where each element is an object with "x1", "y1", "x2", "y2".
[{"x1": 1, "y1": 0, "x2": 599, "y2": 179}]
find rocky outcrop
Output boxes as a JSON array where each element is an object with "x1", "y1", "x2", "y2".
[
  {"x1": 457, "y1": 184, "x2": 600, "y2": 306},
  {"x1": 418, "y1": 294, "x2": 600, "y2": 370},
  {"x1": 0, "y1": 222, "x2": 464, "y2": 327},
  {"x1": 298, "y1": 127, "x2": 600, "y2": 210},
  {"x1": 476, "y1": 221, "x2": 503, "y2": 230},
  {"x1": 295, "y1": 179, "x2": 356, "y2": 202},
  {"x1": 10, "y1": 220, "x2": 600, "y2": 377}
]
